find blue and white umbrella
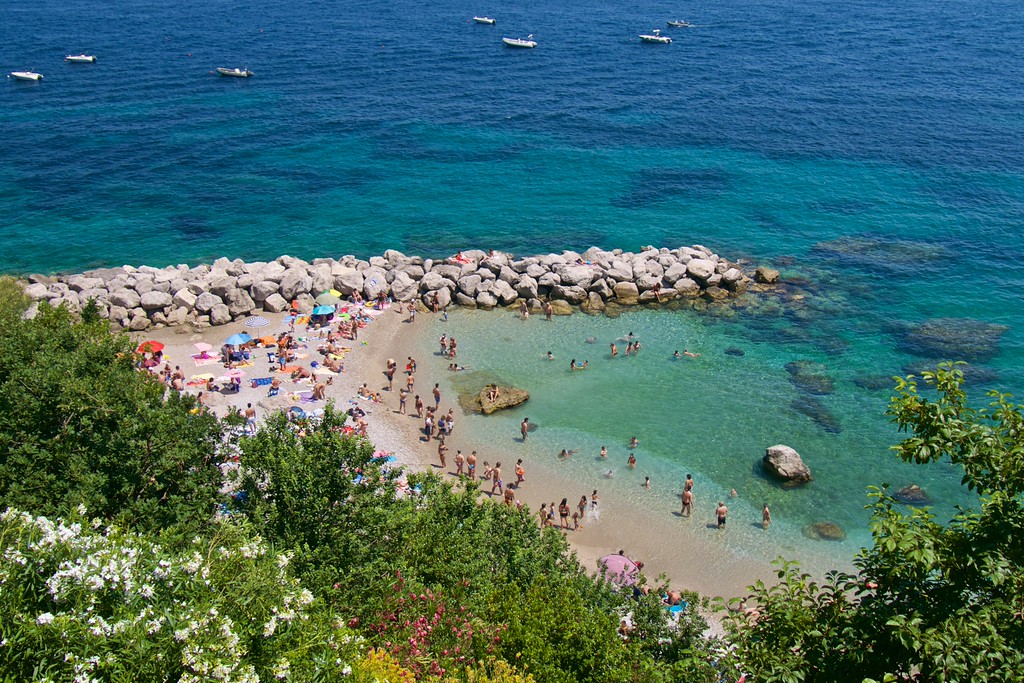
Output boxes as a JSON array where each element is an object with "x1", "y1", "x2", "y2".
[{"x1": 244, "y1": 315, "x2": 270, "y2": 328}]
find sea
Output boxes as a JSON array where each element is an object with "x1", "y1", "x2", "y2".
[{"x1": 3, "y1": 0, "x2": 1023, "y2": 574}]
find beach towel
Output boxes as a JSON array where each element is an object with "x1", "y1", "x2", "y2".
[
  {"x1": 193, "y1": 356, "x2": 220, "y2": 367},
  {"x1": 250, "y1": 377, "x2": 274, "y2": 387},
  {"x1": 278, "y1": 366, "x2": 302, "y2": 373},
  {"x1": 186, "y1": 378, "x2": 208, "y2": 387}
]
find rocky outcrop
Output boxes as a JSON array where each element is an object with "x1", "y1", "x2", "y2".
[
  {"x1": 785, "y1": 360, "x2": 835, "y2": 395},
  {"x1": 477, "y1": 386, "x2": 530, "y2": 415},
  {"x1": 762, "y1": 444, "x2": 813, "y2": 484},
  {"x1": 897, "y1": 318, "x2": 1008, "y2": 363},
  {"x1": 18, "y1": 244, "x2": 768, "y2": 330},
  {"x1": 894, "y1": 484, "x2": 931, "y2": 506}
]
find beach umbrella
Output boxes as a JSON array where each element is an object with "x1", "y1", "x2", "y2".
[
  {"x1": 244, "y1": 315, "x2": 270, "y2": 328},
  {"x1": 311, "y1": 305, "x2": 336, "y2": 316},
  {"x1": 598, "y1": 554, "x2": 640, "y2": 586},
  {"x1": 224, "y1": 332, "x2": 252, "y2": 346},
  {"x1": 315, "y1": 291, "x2": 342, "y2": 306},
  {"x1": 193, "y1": 342, "x2": 213, "y2": 353},
  {"x1": 137, "y1": 340, "x2": 164, "y2": 354},
  {"x1": 225, "y1": 369, "x2": 246, "y2": 379}
]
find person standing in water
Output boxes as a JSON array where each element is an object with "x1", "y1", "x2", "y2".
[
  {"x1": 762, "y1": 504, "x2": 772, "y2": 530},
  {"x1": 520, "y1": 417, "x2": 530, "y2": 441},
  {"x1": 716, "y1": 501, "x2": 729, "y2": 529}
]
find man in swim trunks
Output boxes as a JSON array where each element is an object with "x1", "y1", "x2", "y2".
[
  {"x1": 716, "y1": 501, "x2": 728, "y2": 529},
  {"x1": 681, "y1": 488, "x2": 693, "y2": 517},
  {"x1": 521, "y1": 418, "x2": 530, "y2": 441},
  {"x1": 466, "y1": 451, "x2": 477, "y2": 480}
]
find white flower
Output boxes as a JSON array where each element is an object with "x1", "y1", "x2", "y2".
[
  {"x1": 76, "y1": 504, "x2": 88, "y2": 516},
  {"x1": 342, "y1": 664, "x2": 352, "y2": 676},
  {"x1": 276, "y1": 553, "x2": 291, "y2": 568},
  {"x1": 37, "y1": 612, "x2": 55, "y2": 625},
  {"x1": 263, "y1": 616, "x2": 278, "y2": 637}
]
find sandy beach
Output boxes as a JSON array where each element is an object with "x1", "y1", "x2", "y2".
[{"x1": 138, "y1": 305, "x2": 831, "y2": 605}]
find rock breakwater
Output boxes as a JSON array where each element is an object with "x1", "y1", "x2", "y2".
[{"x1": 19, "y1": 245, "x2": 769, "y2": 330}]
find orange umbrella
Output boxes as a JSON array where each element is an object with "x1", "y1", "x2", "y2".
[{"x1": 137, "y1": 340, "x2": 164, "y2": 354}]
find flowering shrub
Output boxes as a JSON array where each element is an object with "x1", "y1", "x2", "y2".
[{"x1": 0, "y1": 508, "x2": 364, "y2": 682}]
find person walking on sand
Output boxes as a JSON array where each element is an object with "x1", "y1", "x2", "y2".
[
  {"x1": 244, "y1": 403, "x2": 257, "y2": 435},
  {"x1": 414, "y1": 394, "x2": 424, "y2": 418},
  {"x1": 407, "y1": 301, "x2": 416, "y2": 322},
  {"x1": 437, "y1": 442, "x2": 448, "y2": 469},
  {"x1": 398, "y1": 388, "x2": 408, "y2": 414},
  {"x1": 681, "y1": 487, "x2": 693, "y2": 517},
  {"x1": 716, "y1": 501, "x2": 729, "y2": 529},
  {"x1": 515, "y1": 459, "x2": 526, "y2": 485},
  {"x1": 490, "y1": 462, "x2": 503, "y2": 495},
  {"x1": 466, "y1": 450, "x2": 477, "y2": 480},
  {"x1": 762, "y1": 503, "x2": 772, "y2": 530},
  {"x1": 538, "y1": 503, "x2": 549, "y2": 528},
  {"x1": 520, "y1": 417, "x2": 530, "y2": 441}
]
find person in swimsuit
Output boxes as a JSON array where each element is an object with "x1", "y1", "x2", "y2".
[
  {"x1": 490, "y1": 462, "x2": 503, "y2": 495},
  {"x1": 681, "y1": 488, "x2": 693, "y2": 517},
  {"x1": 558, "y1": 498, "x2": 571, "y2": 529},
  {"x1": 762, "y1": 504, "x2": 772, "y2": 530},
  {"x1": 716, "y1": 501, "x2": 728, "y2": 529},
  {"x1": 467, "y1": 451, "x2": 477, "y2": 480},
  {"x1": 577, "y1": 495, "x2": 587, "y2": 517}
]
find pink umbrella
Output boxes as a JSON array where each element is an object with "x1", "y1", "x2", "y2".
[
  {"x1": 225, "y1": 369, "x2": 247, "y2": 379},
  {"x1": 598, "y1": 554, "x2": 640, "y2": 586},
  {"x1": 194, "y1": 342, "x2": 213, "y2": 353}
]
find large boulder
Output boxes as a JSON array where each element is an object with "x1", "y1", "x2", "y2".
[
  {"x1": 195, "y1": 292, "x2": 222, "y2": 314},
  {"x1": 551, "y1": 284, "x2": 587, "y2": 304},
  {"x1": 894, "y1": 484, "x2": 932, "y2": 506},
  {"x1": 209, "y1": 303, "x2": 232, "y2": 326},
  {"x1": 333, "y1": 268, "x2": 364, "y2": 295},
  {"x1": 278, "y1": 269, "x2": 313, "y2": 302},
  {"x1": 477, "y1": 386, "x2": 530, "y2": 415},
  {"x1": 762, "y1": 445, "x2": 813, "y2": 484},
  {"x1": 262, "y1": 293, "x2": 289, "y2": 313},
  {"x1": 362, "y1": 268, "x2": 389, "y2": 300},
  {"x1": 172, "y1": 289, "x2": 197, "y2": 310},
  {"x1": 804, "y1": 522, "x2": 846, "y2": 542},
  {"x1": 686, "y1": 259, "x2": 717, "y2": 283},
  {"x1": 224, "y1": 288, "x2": 256, "y2": 317},
  {"x1": 612, "y1": 282, "x2": 639, "y2": 305},
  {"x1": 139, "y1": 291, "x2": 172, "y2": 311},
  {"x1": 108, "y1": 289, "x2": 141, "y2": 309},
  {"x1": 754, "y1": 266, "x2": 780, "y2": 284},
  {"x1": 555, "y1": 265, "x2": 595, "y2": 289},
  {"x1": 458, "y1": 274, "x2": 483, "y2": 298},
  {"x1": 390, "y1": 272, "x2": 419, "y2": 301},
  {"x1": 251, "y1": 280, "x2": 280, "y2": 303}
]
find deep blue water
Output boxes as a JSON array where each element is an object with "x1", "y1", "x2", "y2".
[{"x1": 3, "y1": 0, "x2": 1024, "y2": 563}]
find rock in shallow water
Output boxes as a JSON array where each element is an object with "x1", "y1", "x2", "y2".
[
  {"x1": 804, "y1": 522, "x2": 846, "y2": 541},
  {"x1": 477, "y1": 386, "x2": 529, "y2": 415},
  {"x1": 898, "y1": 317, "x2": 1008, "y2": 362},
  {"x1": 894, "y1": 484, "x2": 931, "y2": 506},
  {"x1": 762, "y1": 444, "x2": 813, "y2": 484}
]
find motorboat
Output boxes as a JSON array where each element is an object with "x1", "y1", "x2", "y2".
[
  {"x1": 666, "y1": 20, "x2": 692, "y2": 28},
  {"x1": 65, "y1": 54, "x2": 97, "y2": 63},
  {"x1": 216, "y1": 67, "x2": 254, "y2": 78},
  {"x1": 8, "y1": 71, "x2": 43, "y2": 81},
  {"x1": 502, "y1": 35, "x2": 537, "y2": 48},
  {"x1": 639, "y1": 29, "x2": 672, "y2": 44},
  {"x1": 473, "y1": 16, "x2": 496, "y2": 25}
]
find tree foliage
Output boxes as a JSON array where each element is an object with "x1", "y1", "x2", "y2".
[
  {"x1": 0, "y1": 303, "x2": 224, "y2": 534},
  {"x1": 721, "y1": 363, "x2": 1024, "y2": 682}
]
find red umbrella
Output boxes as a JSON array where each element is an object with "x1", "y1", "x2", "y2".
[
  {"x1": 137, "y1": 340, "x2": 164, "y2": 354},
  {"x1": 598, "y1": 554, "x2": 640, "y2": 586}
]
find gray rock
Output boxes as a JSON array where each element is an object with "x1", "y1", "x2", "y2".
[
  {"x1": 722, "y1": 267, "x2": 744, "y2": 284},
  {"x1": 613, "y1": 282, "x2": 639, "y2": 305},
  {"x1": 537, "y1": 272, "x2": 561, "y2": 288},
  {"x1": 515, "y1": 276, "x2": 539, "y2": 300},
  {"x1": 635, "y1": 274, "x2": 662, "y2": 291},
  {"x1": 106, "y1": 289, "x2": 140, "y2": 309},
  {"x1": 476, "y1": 290, "x2": 497, "y2": 309},
  {"x1": 702, "y1": 286, "x2": 730, "y2": 301},
  {"x1": 311, "y1": 268, "x2": 334, "y2": 296},
  {"x1": 172, "y1": 289, "x2": 197, "y2": 310},
  {"x1": 804, "y1": 522, "x2": 846, "y2": 542},
  {"x1": 279, "y1": 269, "x2": 313, "y2": 302},
  {"x1": 133, "y1": 278, "x2": 155, "y2": 295},
  {"x1": 210, "y1": 277, "x2": 237, "y2": 298},
  {"x1": 67, "y1": 276, "x2": 105, "y2": 293},
  {"x1": 333, "y1": 268, "x2": 364, "y2": 295},
  {"x1": 525, "y1": 263, "x2": 547, "y2": 279},
  {"x1": 754, "y1": 266, "x2": 780, "y2": 284},
  {"x1": 23, "y1": 283, "x2": 50, "y2": 300},
  {"x1": 128, "y1": 315, "x2": 151, "y2": 331},
  {"x1": 140, "y1": 291, "x2": 173, "y2": 311},
  {"x1": 224, "y1": 288, "x2": 256, "y2": 317},
  {"x1": 898, "y1": 318, "x2": 1008, "y2": 363},
  {"x1": 491, "y1": 279, "x2": 519, "y2": 305},
  {"x1": 195, "y1": 292, "x2": 222, "y2": 314},
  {"x1": 457, "y1": 274, "x2": 483, "y2": 298},
  {"x1": 686, "y1": 259, "x2": 716, "y2": 282},
  {"x1": 209, "y1": 303, "x2": 232, "y2": 326},
  {"x1": 361, "y1": 268, "x2": 389, "y2": 300},
  {"x1": 551, "y1": 284, "x2": 587, "y2": 304},
  {"x1": 424, "y1": 287, "x2": 452, "y2": 311},
  {"x1": 554, "y1": 265, "x2": 595, "y2": 288},
  {"x1": 263, "y1": 293, "x2": 289, "y2": 313},
  {"x1": 251, "y1": 280, "x2": 279, "y2": 303},
  {"x1": 166, "y1": 307, "x2": 189, "y2": 326},
  {"x1": 498, "y1": 265, "x2": 519, "y2": 285},
  {"x1": 763, "y1": 445, "x2": 813, "y2": 484},
  {"x1": 390, "y1": 272, "x2": 419, "y2": 301},
  {"x1": 455, "y1": 292, "x2": 477, "y2": 308},
  {"x1": 584, "y1": 291, "x2": 606, "y2": 313},
  {"x1": 673, "y1": 278, "x2": 701, "y2": 297},
  {"x1": 588, "y1": 278, "x2": 613, "y2": 300},
  {"x1": 548, "y1": 299, "x2": 574, "y2": 316},
  {"x1": 662, "y1": 262, "x2": 689, "y2": 285}
]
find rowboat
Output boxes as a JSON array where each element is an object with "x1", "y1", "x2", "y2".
[
  {"x1": 666, "y1": 20, "x2": 692, "y2": 28},
  {"x1": 216, "y1": 67, "x2": 254, "y2": 78},
  {"x1": 65, "y1": 54, "x2": 97, "y2": 63},
  {"x1": 639, "y1": 29, "x2": 672, "y2": 44},
  {"x1": 473, "y1": 16, "x2": 496, "y2": 25},
  {"x1": 8, "y1": 71, "x2": 43, "y2": 81},
  {"x1": 502, "y1": 35, "x2": 537, "y2": 48}
]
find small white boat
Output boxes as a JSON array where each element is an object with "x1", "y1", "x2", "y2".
[
  {"x1": 216, "y1": 67, "x2": 254, "y2": 78},
  {"x1": 65, "y1": 54, "x2": 97, "y2": 63},
  {"x1": 8, "y1": 71, "x2": 43, "y2": 81},
  {"x1": 473, "y1": 16, "x2": 496, "y2": 25},
  {"x1": 666, "y1": 20, "x2": 692, "y2": 28},
  {"x1": 502, "y1": 35, "x2": 537, "y2": 48},
  {"x1": 639, "y1": 29, "x2": 672, "y2": 44}
]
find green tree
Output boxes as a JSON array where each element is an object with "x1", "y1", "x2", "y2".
[
  {"x1": 720, "y1": 363, "x2": 1024, "y2": 682},
  {"x1": 0, "y1": 302, "x2": 224, "y2": 533}
]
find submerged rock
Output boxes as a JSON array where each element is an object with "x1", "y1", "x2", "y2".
[
  {"x1": 724, "y1": 347, "x2": 745, "y2": 357},
  {"x1": 898, "y1": 317, "x2": 1008, "y2": 362},
  {"x1": 804, "y1": 522, "x2": 846, "y2": 542},
  {"x1": 811, "y1": 235, "x2": 947, "y2": 276},
  {"x1": 894, "y1": 484, "x2": 932, "y2": 506},
  {"x1": 785, "y1": 360, "x2": 835, "y2": 395},
  {"x1": 901, "y1": 361, "x2": 1001, "y2": 386},
  {"x1": 762, "y1": 444, "x2": 813, "y2": 484},
  {"x1": 791, "y1": 396, "x2": 842, "y2": 434},
  {"x1": 852, "y1": 374, "x2": 896, "y2": 391}
]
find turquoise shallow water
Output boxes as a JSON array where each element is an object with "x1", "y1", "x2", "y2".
[{"x1": 3, "y1": 0, "x2": 1023, "y2": 570}]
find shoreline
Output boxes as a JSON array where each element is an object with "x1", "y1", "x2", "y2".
[{"x1": 138, "y1": 302, "x2": 855, "y2": 610}]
